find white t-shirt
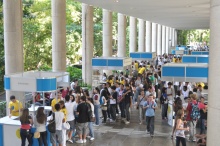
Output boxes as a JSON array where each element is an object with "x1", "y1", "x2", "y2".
[
  {"x1": 65, "y1": 101, "x2": 76, "y2": 121},
  {"x1": 51, "y1": 111, "x2": 64, "y2": 130}
]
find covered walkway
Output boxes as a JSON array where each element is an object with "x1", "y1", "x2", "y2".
[{"x1": 67, "y1": 107, "x2": 196, "y2": 146}]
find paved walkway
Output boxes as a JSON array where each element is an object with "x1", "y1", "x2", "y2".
[{"x1": 67, "y1": 107, "x2": 197, "y2": 146}]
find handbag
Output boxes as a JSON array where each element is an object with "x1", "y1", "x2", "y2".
[
  {"x1": 136, "y1": 97, "x2": 145, "y2": 110},
  {"x1": 101, "y1": 105, "x2": 107, "y2": 111},
  {"x1": 62, "y1": 122, "x2": 70, "y2": 130},
  {"x1": 34, "y1": 131, "x2": 40, "y2": 138},
  {"x1": 48, "y1": 113, "x2": 56, "y2": 133}
]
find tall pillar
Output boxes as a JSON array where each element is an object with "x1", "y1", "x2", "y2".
[
  {"x1": 117, "y1": 13, "x2": 126, "y2": 57},
  {"x1": 207, "y1": 0, "x2": 220, "y2": 145},
  {"x1": 169, "y1": 27, "x2": 172, "y2": 50},
  {"x1": 151, "y1": 23, "x2": 157, "y2": 53},
  {"x1": 82, "y1": 4, "x2": 93, "y2": 85},
  {"x1": 165, "y1": 27, "x2": 169, "y2": 54},
  {"x1": 174, "y1": 29, "x2": 177, "y2": 47},
  {"x1": 161, "y1": 25, "x2": 166, "y2": 55},
  {"x1": 103, "y1": 9, "x2": 112, "y2": 57},
  {"x1": 129, "y1": 17, "x2": 137, "y2": 52},
  {"x1": 145, "y1": 21, "x2": 151, "y2": 52},
  {"x1": 157, "y1": 24, "x2": 162, "y2": 55},
  {"x1": 172, "y1": 28, "x2": 175, "y2": 47},
  {"x1": 103, "y1": 9, "x2": 112, "y2": 76},
  {"x1": 52, "y1": 0, "x2": 66, "y2": 72},
  {"x1": 138, "y1": 19, "x2": 145, "y2": 52},
  {"x1": 4, "y1": 0, "x2": 24, "y2": 114}
]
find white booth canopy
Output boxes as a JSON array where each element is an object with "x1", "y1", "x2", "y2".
[{"x1": 4, "y1": 71, "x2": 70, "y2": 92}]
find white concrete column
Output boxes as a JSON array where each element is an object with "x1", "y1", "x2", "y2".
[
  {"x1": 138, "y1": 19, "x2": 145, "y2": 52},
  {"x1": 52, "y1": 0, "x2": 66, "y2": 72},
  {"x1": 169, "y1": 27, "x2": 172, "y2": 50},
  {"x1": 82, "y1": 4, "x2": 93, "y2": 85},
  {"x1": 103, "y1": 9, "x2": 112, "y2": 57},
  {"x1": 151, "y1": 23, "x2": 157, "y2": 53},
  {"x1": 103, "y1": 9, "x2": 112, "y2": 76},
  {"x1": 4, "y1": 0, "x2": 24, "y2": 114},
  {"x1": 161, "y1": 25, "x2": 166, "y2": 55},
  {"x1": 165, "y1": 27, "x2": 169, "y2": 54},
  {"x1": 207, "y1": 0, "x2": 220, "y2": 145},
  {"x1": 129, "y1": 17, "x2": 137, "y2": 52},
  {"x1": 145, "y1": 21, "x2": 151, "y2": 52},
  {"x1": 117, "y1": 13, "x2": 126, "y2": 57},
  {"x1": 157, "y1": 24, "x2": 162, "y2": 55},
  {"x1": 174, "y1": 29, "x2": 177, "y2": 47},
  {"x1": 172, "y1": 28, "x2": 175, "y2": 47}
]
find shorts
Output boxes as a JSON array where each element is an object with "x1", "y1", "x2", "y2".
[
  {"x1": 76, "y1": 122, "x2": 88, "y2": 135},
  {"x1": 50, "y1": 130, "x2": 63, "y2": 144},
  {"x1": 67, "y1": 120, "x2": 75, "y2": 130}
]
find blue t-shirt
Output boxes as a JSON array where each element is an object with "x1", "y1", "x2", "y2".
[{"x1": 144, "y1": 101, "x2": 157, "y2": 117}]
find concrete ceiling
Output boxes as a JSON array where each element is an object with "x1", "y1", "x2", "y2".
[{"x1": 76, "y1": 0, "x2": 210, "y2": 29}]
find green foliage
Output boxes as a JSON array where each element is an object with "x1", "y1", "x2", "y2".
[
  {"x1": 177, "y1": 29, "x2": 210, "y2": 45},
  {"x1": 0, "y1": 101, "x2": 6, "y2": 118},
  {"x1": 66, "y1": 66, "x2": 82, "y2": 81}
]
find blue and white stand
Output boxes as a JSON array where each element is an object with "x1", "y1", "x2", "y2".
[
  {"x1": 129, "y1": 52, "x2": 156, "y2": 60},
  {"x1": 1, "y1": 71, "x2": 70, "y2": 146},
  {"x1": 191, "y1": 51, "x2": 209, "y2": 55},
  {"x1": 182, "y1": 55, "x2": 209, "y2": 63}
]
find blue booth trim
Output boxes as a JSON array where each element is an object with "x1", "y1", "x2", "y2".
[
  {"x1": 186, "y1": 67, "x2": 208, "y2": 78},
  {"x1": 182, "y1": 57, "x2": 196, "y2": 63},
  {"x1": 130, "y1": 52, "x2": 154, "y2": 59},
  {"x1": 162, "y1": 67, "x2": 185, "y2": 77},
  {"x1": 92, "y1": 59, "x2": 107, "y2": 66},
  {"x1": 197, "y1": 57, "x2": 209, "y2": 63},
  {"x1": 0, "y1": 124, "x2": 3, "y2": 146},
  {"x1": 37, "y1": 78, "x2": 57, "y2": 92},
  {"x1": 4, "y1": 77, "x2": 10, "y2": 90},
  {"x1": 108, "y1": 60, "x2": 123, "y2": 66}
]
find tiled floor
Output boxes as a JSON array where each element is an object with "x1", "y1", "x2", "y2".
[{"x1": 67, "y1": 107, "x2": 197, "y2": 146}]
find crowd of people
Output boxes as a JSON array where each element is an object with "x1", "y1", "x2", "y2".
[{"x1": 8, "y1": 54, "x2": 208, "y2": 146}]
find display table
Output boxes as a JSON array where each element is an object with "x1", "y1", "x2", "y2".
[{"x1": 0, "y1": 116, "x2": 52, "y2": 146}]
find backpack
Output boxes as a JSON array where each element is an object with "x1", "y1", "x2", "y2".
[
  {"x1": 86, "y1": 103, "x2": 95, "y2": 122},
  {"x1": 48, "y1": 113, "x2": 56, "y2": 133},
  {"x1": 190, "y1": 102, "x2": 200, "y2": 120},
  {"x1": 99, "y1": 96, "x2": 104, "y2": 105}
]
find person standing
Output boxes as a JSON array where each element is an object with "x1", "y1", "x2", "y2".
[
  {"x1": 137, "y1": 90, "x2": 146, "y2": 124},
  {"x1": 51, "y1": 91, "x2": 62, "y2": 112},
  {"x1": 86, "y1": 98, "x2": 95, "y2": 141},
  {"x1": 8, "y1": 95, "x2": 23, "y2": 117},
  {"x1": 144, "y1": 94, "x2": 157, "y2": 137},
  {"x1": 109, "y1": 86, "x2": 117, "y2": 122},
  {"x1": 122, "y1": 84, "x2": 133, "y2": 124},
  {"x1": 34, "y1": 107, "x2": 48, "y2": 146},
  {"x1": 76, "y1": 96, "x2": 90, "y2": 144},
  {"x1": 65, "y1": 95, "x2": 76, "y2": 143},
  {"x1": 20, "y1": 108, "x2": 33, "y2": 146},
  {"x1": 50, "y1": 104, "x2": 65, "y2": 146},
  {"x1": 93, "y1": 87, "x2": 100, "y2": 126},
  {"x1": 175, "y1": 109, "x2": 189, "y2": 146}
]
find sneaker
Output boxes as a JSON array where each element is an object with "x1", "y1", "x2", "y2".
[
  {"x1": 76, "y1": 139, "x2": 83, "y2": 144},
  {"x1": 139, "y1": 122, "x2": 142, "y2": 125},
  {"x1": 67, "y1": 139, "x2": 73, "y2": 143},
  {"x1": 93, "y1": 124, "x2": 99, "y2": 127},
  {"x1": 146, "y1": 130, "x2": 150, "y2": 134},
  {"x1": 110, "y1": 119, "x2": 115, "y2": 122},
  {"x1": 192, "y1": 139, "x2": 197, "y2": 142},
  {"x1": 150, "y1": 134, "x2": 154, "y2": 137},
  {"x1": 86, "y1": 136, "x2": 91, "y2": 139},
  {"x1": 125, "y1": 121, "x2": 130, "y2": 124},
  {"x1": 90, "y1": 137, "x2": 95, "y2": 141},
  {"x1": 83, "y1": 139, "x2": 87, "y2": 143}
]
